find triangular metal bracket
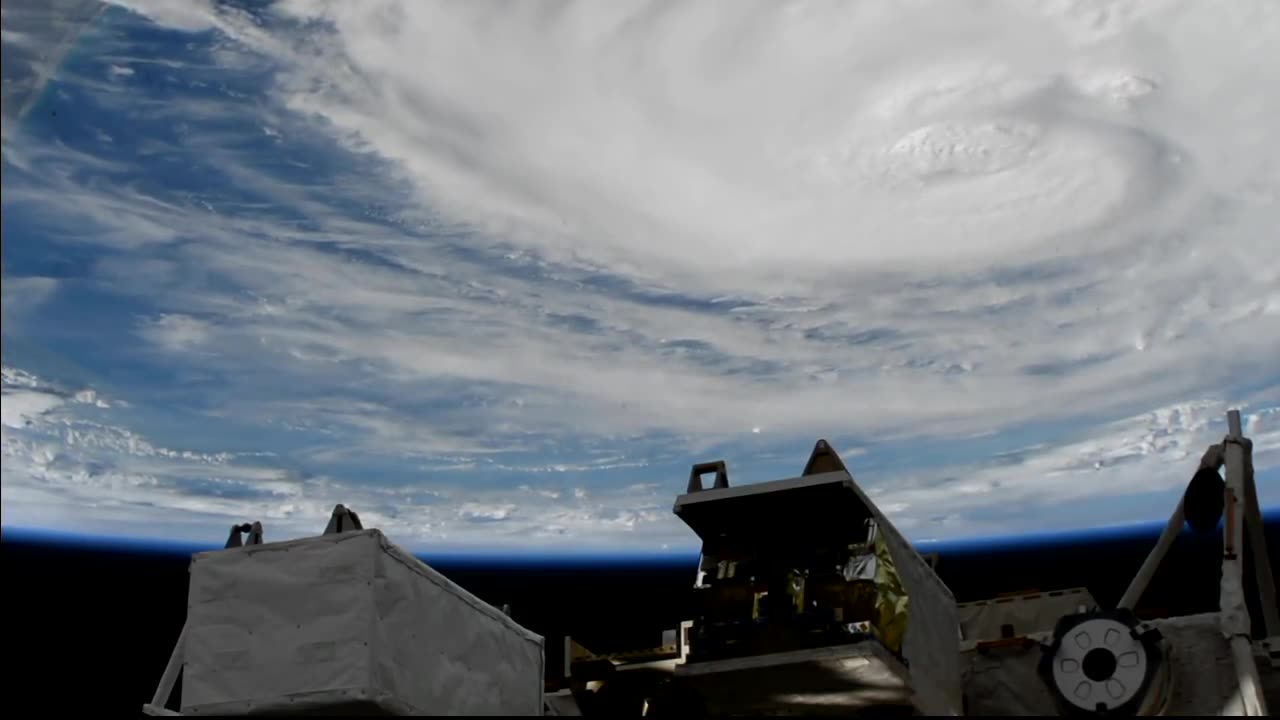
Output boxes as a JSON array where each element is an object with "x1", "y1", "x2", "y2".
[
  {"x1": 802, "y1": 438, "x2": 848, "y2": 477},
  {"x1": 224, "y1": 521, "x2": 264, "y2": 548},
  {"x1": 324, "y1": 504, "x2": 364, "y2": 535},
  {"x1": 141, "y1": 622, "x2": 188, "y2": 716},
  {"x1": 687, "y1": 461, "x2": 729, "y2": 493}
]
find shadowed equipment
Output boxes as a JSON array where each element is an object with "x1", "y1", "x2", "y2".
[{"x1": 143, "y1": 413, "x2": 1277, "y2": 717}]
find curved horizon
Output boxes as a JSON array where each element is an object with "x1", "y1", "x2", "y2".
[
  {"x1": 3, "y1": 0, "x2": 1278, "y2": 553},
  {"x1": 9, "y1": 505, "x2": 1277, "y2": 564}
]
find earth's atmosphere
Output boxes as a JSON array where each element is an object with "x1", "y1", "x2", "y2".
[{"x1": 2, "y1": 0, "x2": 1278, "y2": 556}]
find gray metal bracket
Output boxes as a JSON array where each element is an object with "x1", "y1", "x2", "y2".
[
  {"x1": 802, "y1": 438, "x2": 848, "y2": 477},
  {"x1": 224, "y1": 521, "x2": 263, "y2": 548},
  {"x1": 687, "y1": 461, "x2": 729, "y2": 493},
  {"x1": 323, "y1": 504, "x2": 364, "y2": 534}
]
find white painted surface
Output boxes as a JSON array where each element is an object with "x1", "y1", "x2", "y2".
[{"x1": 181, "y1": 529, "x2": 544, "y2": 715}]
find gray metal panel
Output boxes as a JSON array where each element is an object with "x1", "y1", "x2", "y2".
[
  {"x1": 673, "y1": 471, "x2": 875, "y2": 550},
  {"x1": 182, "y1": 530, "x2": 544, "y2": 716},
  {"x1": 842, "y1": 479, "x2": 963, "y2": 716},
  {"x1": 961, "y1": 613, "x2": 1253, "y2": 716},
  {"x1": 675, "y1": 641, "x2": 913, "y2": 715},
  {"x1": 958, "y1": 588, "x2": 1097, "y2": 645},
  {"x1": 962, "y1": 644, "x2": 1058, "y2": 716},
  {"x1": 673, "y1": 470, "x2": 853, "y2": 508}
]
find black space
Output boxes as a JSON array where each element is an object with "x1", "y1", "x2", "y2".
[{"x1": 5, "y1": 519, "x2": 1277, "y2": 716}]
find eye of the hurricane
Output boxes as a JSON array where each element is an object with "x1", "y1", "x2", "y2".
[
  {"x1": 885, "y1": 121, "x2": 1042, "y2": 179},
  {"x1": 775, "y1": 61, "x2": 1185, "y2": 271}
]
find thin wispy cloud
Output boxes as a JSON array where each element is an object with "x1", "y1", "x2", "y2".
[{"x1": 2, "y1": 0, "x2": 1278, "y2": 552}]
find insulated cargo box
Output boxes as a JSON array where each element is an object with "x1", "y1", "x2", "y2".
[{"x1": 181, "y1": 529, "x2": 545, "y2": 715}]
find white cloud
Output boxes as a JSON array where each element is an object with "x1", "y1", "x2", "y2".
[
  {"x1": 1, "y1": 390, "x2": 67, "y2": 429},
  {"x1": 106, "y1": 0, "x2": 226, "y2": 34},
  {"x1": 0, "y1": 366, "x2": 113, "y2": 429},
  {"x1": 2, "y1": 361, "x2": 1276, "y2": 550},
  {"x1": 1, "y1": 366, "x2": 44, "y2": 390},
  {"x1": 44, "y1": 0, "x2": 1268, "y2": 443},
  {"x1": 0, "y1": 0, "x2": 104, "y2": 140},
  {"x1": 0, "y1": 365, "x2": 688, "y2": 551},
  {"x1": 3, "y1": 0, "x2": 1279, "y2": 550},
  {"x1": 139, "y1": 313, "x2": 213, "y2": 351},
  {"x1": 259, "y1": 0, "x2": 1276, "y2": 287},
  {"x1": 1, "y1": 276, "x2": 59, "y2": 330},
  {"x1": 457, "y1": 503, "x2": 516, "y2": 522},
  {"x1": 863, "y1": 391, "x2": 1280, "y2": 538}
]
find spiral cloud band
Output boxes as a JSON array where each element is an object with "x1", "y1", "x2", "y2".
[
  {"x1": 264, "y1": 1, "x2": 1209, "y2": 280},
  {"x1": 1, "y1": 0, "x2": 1277, "y2": 549}
]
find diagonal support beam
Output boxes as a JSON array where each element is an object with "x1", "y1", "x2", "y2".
[
  {"x1": 1117, "y1": 497, "x2": 1185, "y2": 611},
  {"x1": 1239, "y1": 433, "x2": 1279, "y2": 637},
  {"x1": 142, "y1": 621, "x2": 187, "y2": 716}
]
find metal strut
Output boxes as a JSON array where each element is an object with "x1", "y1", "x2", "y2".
[
  {"x1": 1221, "y1": 410, "x2": 1268, "y2": 716},
  {"x1": 1116, "y1": 410, "x2": 1273, "y2": 716}
]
